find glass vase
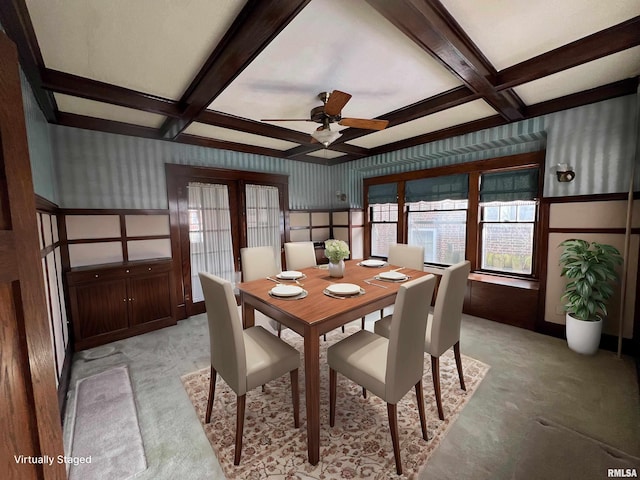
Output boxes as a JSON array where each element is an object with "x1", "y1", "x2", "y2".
[{"x1": 328, "y1": 259, "x2": 345, "y2": 278}]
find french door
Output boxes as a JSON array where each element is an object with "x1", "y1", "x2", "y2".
[{"x1": 167, "y1": 165, "x2": 288, "y2": 318}]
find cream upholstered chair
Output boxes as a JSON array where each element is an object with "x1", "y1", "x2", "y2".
[
  {"x1": 241, "y1": 245, "x2": 279, "y2": 282},
  {"x1": 284, "y1": 241, "x2": 317, "y2": 271},
  {"x1": 374, "y1": 260, "x2": 470, "y2": 420},
  {"x1": 198, "y1": 272, "x2": 300, "y2": 465},
  {"x1": 387, "y1": 243, "x2": 425, "y2": 271},
  {"x1": 240, "y1": 246, "x2": 285, "y2": 336},
  {"x1": 371, "y1": 243, "x2": 425, "y2": 324},
  {"x1": 328, "y1": 274, "x2": 436, "y2": 475}
]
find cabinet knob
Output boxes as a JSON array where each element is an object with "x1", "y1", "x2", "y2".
[
  {"x1": 126, "y1": 269, "x2": 130, "y2": 273},
  {"x1": 128, "y1": 298, "x2": 132, "y2": 301},
  {"x1": 148, "y1": 267, "x2": 152, "y2": 271},
  {"x1": 95, "y1": 274, "x2": 99, "y2": 278},
  {"x1": 123, "y1": 298, "x2": 127, "y2": 302}
]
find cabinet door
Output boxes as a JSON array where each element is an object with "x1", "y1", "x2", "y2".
[
  {"x1": 75, "y1": 279, "x2": 129, "y2": 338},
  {"x1": 128, "y1": 273, "x2": 172, "y2": 326}
]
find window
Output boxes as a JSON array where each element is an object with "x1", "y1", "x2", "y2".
[
  {"x1": 479, "y1": 168, "x2": 539, "y2": 276},
  {"x1": 370, "y1": 203, "x2": 398, "y2": 257},
  {"x1": 480, "y1": 200, "x2": 536, "y2": 274},
  {"x1": 405, "y1": 174, "x2": 469, "y2": 265},
  {"x1": 368, "y1": 183, "x2": 398, "y2": 257},
  {"x1": 407, "y1": 200, "x2": 468, "y2": 265},
  {"x1": 363, "y1": 153, "x2": 543, "y2": 279}
]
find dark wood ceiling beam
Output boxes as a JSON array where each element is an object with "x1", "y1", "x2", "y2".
[
  {"x1": 57, "y1": 112, "x2": 163, "y2": 139},
  {"x1": 365, "y1": 0, "x2": 525, "y2": 121},
  {"x1": 197, "y1": 110, "x2": 311, "y2": 144},
  {"x1": 337, "y1": 77, "x2": 639, "y2": 162},
  {"x1": 284, "y1": 141, "x2": 370, "y2": 159},
  {"x1": 159, "y1": 0, "x2": 311, "y2": 140},
  {"x1": 496, "y1": 17, "x2": 640, "y2": 90},
  {"x1": 178, "y1": 134, "x2": 330, "y2": 165},
  {"x1": 366, "y1": 115, "x2": 507, "y2": 159},
  {"x1": 41, "y1": 69, "x2": 183, "y2": 117},
  {"x1": 523, "y1": 77, "x2": 639, "y2": 118},
  {"x1": 0, "y1": 0, "x2": 57, "y2": 121}
]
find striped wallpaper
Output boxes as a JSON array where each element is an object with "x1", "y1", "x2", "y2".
[
  {"x1": 29, "y1": 90, "x2": 639, "y2": 210},
  {"x1": 20, "y1": 63, "x2": 58, "y2": 203}
]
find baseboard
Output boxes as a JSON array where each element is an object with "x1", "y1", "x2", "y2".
[{"x1": 58, "y1": 340, "x2": 74, "y2": 422}]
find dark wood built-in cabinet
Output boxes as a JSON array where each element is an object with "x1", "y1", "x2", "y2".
[{"x1": 67, "y1": 259, "x2": 176, "y2": 350}]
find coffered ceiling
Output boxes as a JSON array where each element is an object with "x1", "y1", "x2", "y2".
[{"x1": 2, "y1": 0, "x2": 639, "y2": 165}]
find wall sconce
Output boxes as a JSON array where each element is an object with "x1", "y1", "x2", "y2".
[
  {"x1": 556, "y1": 163, "x2": 575, "y2": 182},
  {"x1": 336, "y1": 191, "x2": 347, "y2": 201}
]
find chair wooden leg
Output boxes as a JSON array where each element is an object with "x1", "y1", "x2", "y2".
[
  {"x1": 261, "y1": 384, "x2": 265, "y2": 392},
  {"x1": 277, "y1": 322, "x2": 282, "y2": 338},
  {"x1": 323, "y1": 334, "x2": 327, "y2": 341},
  {"x1": 329, "y1": 368, "x2": 336, "y2": 427},
  {"x1": 205, "y1": 366, "x2": 217, "y2": 423},
  {"x1": 453, "y1": 341, "x2": 466, "y2": 391},
  {"x1": 431, "y1": 355, "x2": 444, "y2": 420},
  {"x1": 415, "y1": 380, "x2": 428, "y2": 441},
  {"x1": 290, "y1": 369, "x2": 300, "y2": 428},
  {"x1": 234, "y1": 394, "x2": 246, "y2": 465},
  {"x1": 342, "y1": 325, "x2": 345, "y2": 333},
  {"x1": 363, "y1": 387, "x2": 367, "y2": 399},
  {"x1": 361, "y1": 317, "x2": 365, "y2": 330},
  {"x1": 379, "y1": 308, "x2": 384, "y2": 318},
  {"x1": 387, "y1": 403, "x2": 402, "y2": 475}
]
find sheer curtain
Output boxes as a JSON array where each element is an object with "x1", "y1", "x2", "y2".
[
  {"x1": 188, "y1": 182, "x2": 235, "y2": 303},
  {"x1": 245, "y1": 184, "x2": 282, "y2": 270}
]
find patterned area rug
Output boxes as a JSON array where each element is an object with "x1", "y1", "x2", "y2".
[{"x1": 181, "y1": 326, "x2": 489, "y2": 479}]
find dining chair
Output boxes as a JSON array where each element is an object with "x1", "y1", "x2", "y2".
[
  {"x1": 283, "y1": 241, "x2": 338, "y2": 339},
  {"x1": 284, "y1": 241, "x2": 317, "y2": 271},
  {"x1": 198, "y1": 272, "x2": 300, "y2": 465},
  {"x1": 240, "y1": 246, "x2": 285, "y2": 336},
  {"x1": 371, "y1": 243, "x2": 425, "y2": 325},
  {"x1": 327, "y1": 274, "x2": 436, "y2": 475},
  {"x1": 374, "y1": 260, "x2": 470, "y2": 420}
]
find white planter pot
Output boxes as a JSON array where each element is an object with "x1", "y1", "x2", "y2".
[{"x1": 565, "y1": 313, "x2": 602, "y2": 355}]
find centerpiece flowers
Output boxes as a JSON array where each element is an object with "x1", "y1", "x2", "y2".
[{"x1": 324, "y1": 239, "x2": 350, "y2": 278}]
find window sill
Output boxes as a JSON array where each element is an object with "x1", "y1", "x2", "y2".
[{"x1": 468, "y1": 272, "x2": 539, "y2": 290}]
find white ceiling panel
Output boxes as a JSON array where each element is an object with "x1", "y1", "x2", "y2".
[
  {"x1": 350, "y1": 100, "x2": 498, "y2": 149},
  {"x1": 440, "y1": 0, "x2": 640, "y2": 70},
  {"x1": 26, "y1": 0, "x2": 246, "y2": 100},
  {"x1": 208, "y1": 0, "x2": 463, "y2": 134},
  {"x1": 184, "y1": 123, "x2": 299, "y2": 151},
  {"x1": 55, "y1": 94, "x2": 165, "y2": 128},
  {"x1": 306, "y1": 149, "x2": 347, "y2": 160},
  {"x1": 514, "y1": 46, "x2": 640, "y2": 105}
]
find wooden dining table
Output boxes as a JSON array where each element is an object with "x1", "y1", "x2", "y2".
[{"x1": 238, "y1": 259, "x2": 430, "y2": 465}]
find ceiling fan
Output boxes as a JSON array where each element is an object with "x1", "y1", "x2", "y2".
[{"x1": 261, "y1": 90, "x2": 389, "y2": 148}]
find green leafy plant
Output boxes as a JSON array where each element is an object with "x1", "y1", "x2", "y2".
[
  {"x1": 324, "y1": 239, "x2": 350, "y2": 263},
  {"x1": 559, "y1": 239, "x2": 623, "y2": 321}
]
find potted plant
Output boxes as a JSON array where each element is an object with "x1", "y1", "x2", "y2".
[
  {"x1": 324, "y1": 239, "x2": 350, "y2": 278},
  {"x1": 559, "y1": 239, "x2": 623, "y2": 355}
]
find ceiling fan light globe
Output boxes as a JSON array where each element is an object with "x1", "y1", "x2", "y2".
[{"x1": 311, "y1": 128, "x2": 342, "y2": 147}]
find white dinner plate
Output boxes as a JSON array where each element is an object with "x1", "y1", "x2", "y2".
[
  {"x1": 378, "y1": 271, "x2": 408, "y2": 281},
  {"x1": 270, "y1": 285, "x2": 304, "y2": 297},
  {"x1": 360, "y1": 259, "x2": 386, "y2": 267},
  {"x1": 277, "y1": 270, "x2": 304, "y2": 280},
  {"x1": 326, "y1": 283, "x2": 361, "y2": 296}
]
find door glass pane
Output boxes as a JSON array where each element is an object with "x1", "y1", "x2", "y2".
[
  {"x1": 188, "y1": 183, "x2": 235, "y2": 303},
  {"x1": 245, "y1": 184, "x2": 282, "y2": 270}
]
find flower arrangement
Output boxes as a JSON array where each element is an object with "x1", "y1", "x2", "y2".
[{"x1": 324, "y1": 239, "x2": 350, "y2": 263}]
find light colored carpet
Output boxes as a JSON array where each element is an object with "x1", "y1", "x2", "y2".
[
  {"x1": 511, "y1": 417, "x2": 640, "y2": 480},
  {"x1": 68, "y1": 365, "x2": 147, "y2": 480},
  {"x1": 182, "y1": 325, "x2": 490, "y2": 479}
]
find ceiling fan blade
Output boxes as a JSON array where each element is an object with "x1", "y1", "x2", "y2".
[
  {"x1": 261, "y1": 118, "x2": 312, "y2": 122},
  {"x1": 324, "y1": 90, "x2": 352, "y2": 116},
  {"x1": 339, "y1": 118, "x2": 389, "y2": 130}
]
